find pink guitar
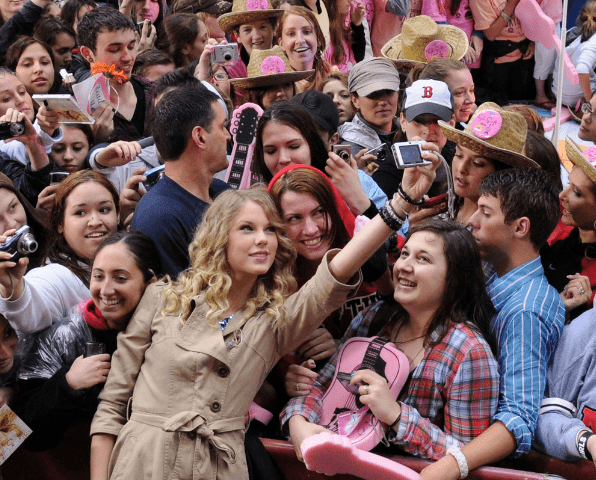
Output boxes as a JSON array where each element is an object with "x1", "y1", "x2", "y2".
[
  {"x1": 224, "y1": 102, "x2": 263, "y2": 189},
  {"x1": 515, "y1": 0, "x2": 579, "y2": 85}
]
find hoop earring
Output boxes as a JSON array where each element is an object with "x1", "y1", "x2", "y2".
[{"x1": 315, "y1": 48, "x2": 323, "y2": 61}]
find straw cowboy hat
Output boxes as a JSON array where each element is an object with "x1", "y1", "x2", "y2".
[
  {"x1": 381, "y1": 15, "x2": 469, "y2": 67},
  {"x1": 229, "y1": 46, "x2": 314, "y2": 89},
  {"x1": 218, "y1": 0, "x2": 283, "y2": 33},
  {"x1": 566, "y1": 137, "x2": 596, "y2": 183},
  {"x1": 438, "y1": 102, "x2": 539, "y2": 168}
]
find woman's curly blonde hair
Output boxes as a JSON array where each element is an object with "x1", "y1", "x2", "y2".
[{"x1": 163, "y1": 187, "x2": 297, "y2": 327}]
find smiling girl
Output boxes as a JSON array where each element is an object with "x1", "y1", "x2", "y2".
[
  {"x1": 0, "y1": 170, "x2": 120, "y2": 334},
  {"x1": 284, "y1": 219, "x2": 499, "y2": 467},
  {"x1": 12, "y1": 230, "x2": 160, "y2": 451},
  {"x1": 277, "y1": 6, "x2": 329, "y2": 91}
]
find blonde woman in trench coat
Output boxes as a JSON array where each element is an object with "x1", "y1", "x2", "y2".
[{"x1": 88, "y1": 148, "x2": 440, "y2": 480}]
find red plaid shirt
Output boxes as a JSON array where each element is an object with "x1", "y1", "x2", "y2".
[{"x1": 281, "y1": 300, "x2": 500, "y2": 460}]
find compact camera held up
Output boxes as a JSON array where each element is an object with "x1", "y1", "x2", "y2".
[
  {"x1": 211, "y1": 43, "x2": 239, "y2": 64},
  {"x1": 0, "y1": 120, "x2": 25, "y2": 141},
  {"x1": 0, "y1": 226, "x2": 38, "y2": 263}
]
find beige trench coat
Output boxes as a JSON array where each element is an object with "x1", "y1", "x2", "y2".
[{"x1": 90, "y1": 251, "x2": 361, "y2": 480}]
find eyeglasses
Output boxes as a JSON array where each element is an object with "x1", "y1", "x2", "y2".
[
  {"x1": 214, "y1": 72, "x2": 229, "y2": 82},
  {"x1": 581, "y1": 102, "x2": 596, "y2": 121}
]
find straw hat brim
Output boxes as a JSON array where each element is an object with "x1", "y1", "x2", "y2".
[
  {"x1": 565, "y1": 136, "x2": 596, "y2": 183},
  {"x1": 381, "y1": 25, "x2": 469, "y2": 64},
  {"x1": 438, "y1": 120, "x2": 539, "y2": 168},
  {"x1": 219, "y1": 9, "x2": 284, "y2": 32},
  {"x1": 229, "y1": 69, "x2": 314, "y2": 88}
]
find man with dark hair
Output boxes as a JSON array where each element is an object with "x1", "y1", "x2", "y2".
[
  {"x1": 130, "y1": 85, "x2": 230, "y2": 277},
  {"x1": 76, "y1": 6, "x2": 155, "y2": 143},
  {"x1": 423, "y1": 167, "x2": 565, "y2": 479}
]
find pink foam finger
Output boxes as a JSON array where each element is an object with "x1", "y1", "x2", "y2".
[{"x1": 301, "y1": 432, "x2": 420, "y2": 480}]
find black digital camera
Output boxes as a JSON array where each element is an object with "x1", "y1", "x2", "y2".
[
  {"x1": 0, "y1": 225, "x2": 38, "y2": 262},
  {"x1": 0, "y1": 120, "x2": 25, "y2": 141}
]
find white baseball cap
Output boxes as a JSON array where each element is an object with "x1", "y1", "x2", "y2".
[{"x1": 403, "y1": 79, "x2": 453, "y2": 122}]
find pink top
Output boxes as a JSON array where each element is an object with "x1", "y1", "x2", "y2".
[{"x1": 421, "y1": 0, "x2": 480, "y2": 68}]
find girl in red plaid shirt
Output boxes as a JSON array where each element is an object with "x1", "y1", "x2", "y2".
[{"x1": 283, "y1": 218, "x2": 500, "y2": 461}]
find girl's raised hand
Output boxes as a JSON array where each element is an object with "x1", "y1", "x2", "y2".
[
  {"x1": 351, "y1": 0, "x2": 365, "y2": 26},
  {"x1": 36, "y1": 104, "x2": 61, "y2": 136},
  {"x1": 0, "y1": 108, "x2": 37, "y2": 146},
  {"x1": 400, "y1": 138, "x2": 441, "y2": 203},
  {"x1": 0, "y1": 228, "x2": 29, "y2": 300}
]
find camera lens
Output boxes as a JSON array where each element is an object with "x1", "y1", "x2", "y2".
[
  {"x1": 18, "y1": 233, "x2": 38, "y2": 255},
  {"x1": 340, "y1": 151, "x2": 349, "y2": 161},
  {"x1": 223, "y1": 52, "x2": 232, "y2": 61},
  {"x1": 11, "y1": 122, "x2": 24, "y2": 136},
  {"x1": 378, "y1": 149, "x2": 386, "y2": 160}
]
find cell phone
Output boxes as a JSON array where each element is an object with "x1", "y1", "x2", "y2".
[
  {"x1": 210, "y1": 43, "x2": 239, "y2": 64},
  {"x1": 421, "y1": 193, "x2": 448, "y2": 213},
  {"x1": 364, "y1": 144, "x2": 388, "y2": 162},
  {"x1": 142, "y1": 164, "x2": 165, "y2": 192},
  {"x1": 332, "y1": 144, "x2": 352, "y2": 163},
  {"x1": 392, "y1": 141, "x2": 431, "y2": 169},
  {"x1": 50, "y1": 171, "x2": 69, "y2": 184}
]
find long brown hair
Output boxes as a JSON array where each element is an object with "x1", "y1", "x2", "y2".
[
  {"x1": 581, "y1": 0, "x2": 596, "y2": 41},
  {"x1": 270, "y1": 167, "x2": 350, "y2": 252},
  {"x1": 276, "y1": 6, "x2": 330, "y2": 91},
  {"x1": 45, "y1": 170, "x2": 120, "y2": 286},
  {"x1": 323, "y1": 0, "x2": 350, "y2": 66}
]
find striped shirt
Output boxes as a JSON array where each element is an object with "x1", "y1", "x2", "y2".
[
  {"x1": 488, "y1": 256, "x2": 565, "y2": 456},
  {"x1": 281, "y1": 300, "x2": 500, "y2": 460}
]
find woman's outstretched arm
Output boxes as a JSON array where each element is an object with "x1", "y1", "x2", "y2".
[{"x1": 328, "y1": 142, "x2": 441, "y2": 283}]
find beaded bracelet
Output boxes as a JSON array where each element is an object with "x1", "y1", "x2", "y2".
[
  {"x1": 379, "y1": 202, "x2": 405, "y2": 231},
  {"x1": 391, "y1": 194, "x2": 409, "y2": 218},
  {"x1": 398, "y1": 184, "x2": 424, "y2": 206},
  {"x1": 383, "y1": 200, "x2": 405, "y2": 225}
]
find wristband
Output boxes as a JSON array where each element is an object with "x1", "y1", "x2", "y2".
[
  {"x1": 397, "y1": 184, "x2": 424, "y2": 206},
  {"x1": 388, "y1": 412, "x2": 401, "y2": 430},
  {"x1": 447, "y1": 446, "x2": 469, "y2": 479},
  {"x1": 577, "y1": 430, "x2": 594, "y2": 461},
  {"x1": 379, "y1": 202, "x2": 405, "y2": 231},
  {"x1": 500, "y1": 10, "x2": 512, "y2": 23}
]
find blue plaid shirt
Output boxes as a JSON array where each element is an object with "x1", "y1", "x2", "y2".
[{"x1": 488, "y1": 256, "x2": 565, "y2": 456}]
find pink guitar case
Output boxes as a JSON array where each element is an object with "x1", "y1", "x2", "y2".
[
  {"x1": 225, "y1": 102, "x2": 263, "y2": 189},
  {"x1": 318, "y1": 336, "x2": 409, "y2": 451}
]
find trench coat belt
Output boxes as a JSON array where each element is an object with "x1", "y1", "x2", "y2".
[{"x1": 130, "y1": 411, "x2": 245, "y2": 465}]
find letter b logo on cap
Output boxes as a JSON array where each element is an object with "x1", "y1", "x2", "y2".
[{"x1": 422, "y1": 86, "x2": 433, "y2": 98}]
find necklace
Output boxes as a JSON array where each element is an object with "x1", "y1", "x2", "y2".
[
  {"x1": 219, "y1": 313, "x2": 234, "y2": 331},
  {"x1": 394, "y1": 333, "x2": 426, "y2": 345},
  {"x1": 407, "y1": 344, "x2": 426, "y2": 366}
]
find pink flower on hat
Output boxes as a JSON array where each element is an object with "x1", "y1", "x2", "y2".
[
  {"x1": 261, "y1": 55, "x2": 285, "y2": 75},
  {"x1": 583, "y1": 145, "x2": 596, "y2": 167},
  {"x1": 246, "y1": 0, "x2": 268, "y2": 10}
]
